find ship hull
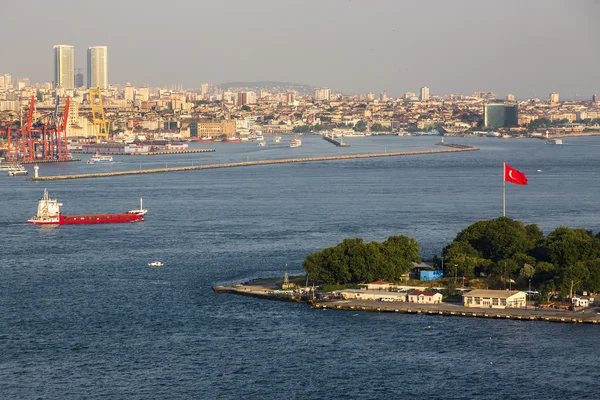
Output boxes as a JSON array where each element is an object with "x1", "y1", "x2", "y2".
[{"x1": 28, "y1": 213, "x2": 144, "y2": 225}]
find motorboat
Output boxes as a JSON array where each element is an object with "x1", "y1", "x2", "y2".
[
  {"x1": 258, "y1": 140, "x2": 267, "y2": 147},
  {"x1": 272, "y1": 136, "x2": 282, "y2": 144},
  {"x1": 148, "y1": 261, "x2": 164, "y2": 267}
]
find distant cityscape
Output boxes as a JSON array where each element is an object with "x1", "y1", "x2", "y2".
[{"x1": 1, "y1": 44, "x2": 600, "y2": 141}]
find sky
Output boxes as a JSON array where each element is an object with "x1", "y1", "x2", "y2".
[{"x1": 2, "y1": 0, "x2": 599, "y2": 99}]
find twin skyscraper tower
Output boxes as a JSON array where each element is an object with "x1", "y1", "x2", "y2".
[{"x1": 53, "y1": 45, "x2": 108, "y2": 90}]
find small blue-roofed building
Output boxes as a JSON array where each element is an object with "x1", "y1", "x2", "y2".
[{"x1": 420, "y1": 269, "x2": 443, "y2": 281}]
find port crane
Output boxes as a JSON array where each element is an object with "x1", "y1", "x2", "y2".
[{"x1": 3, "y1": 95, "x2": 70, "y2": 163}]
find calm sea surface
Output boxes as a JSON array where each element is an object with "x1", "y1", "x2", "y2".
[{"x1": 1, "y1": 136, "x2": 599, "y2": 399}]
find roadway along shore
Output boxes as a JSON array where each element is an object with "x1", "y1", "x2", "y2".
[{"x1": 28, "y1": 146, "x2": 478, "y2": 181}]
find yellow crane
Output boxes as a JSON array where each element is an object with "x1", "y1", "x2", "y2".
[{"x1": 89, "y1": 87, "x2": 109, "y2": 141}]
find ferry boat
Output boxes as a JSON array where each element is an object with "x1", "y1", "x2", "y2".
[
  {"x1": 28, "y1": 189, "x2": 147, "y2": 225},
  {"x1": 1, "y1": 163, "x2": 24, "y2": 171},
  {"x1": 290, "y1": 135, "x2": 302, "y2": 148},
  {"x1": 87, "y1": 153, "x2": 113, "y2": 164},
  {"x1": 7, "y1": 165, "x2": 28, "y2": 176}
]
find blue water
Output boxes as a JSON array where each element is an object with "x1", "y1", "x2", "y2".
[{"x1": 1, "y1": 136, "x2": 599, "y2": 399}]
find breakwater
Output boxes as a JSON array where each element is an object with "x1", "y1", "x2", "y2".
[{"x1": 27, "y1": 146, "x2": 478, "y2": 181}]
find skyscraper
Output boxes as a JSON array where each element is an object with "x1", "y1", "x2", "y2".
[
  {"x1": 484, "y1": 103, "x2": 518, "y2": 129},
  {"x1": 75, "y1": 70, "x2": 84, "y2": 88},
  {"x1": 53, "y1": 45, "x2": 75, "y2": 89},
  {"x1": 87, "y1": 46, "x2": 108, "y2": 89},
  {"x1": 420, "y1": 86, "x2": 430, "y2": 101}
]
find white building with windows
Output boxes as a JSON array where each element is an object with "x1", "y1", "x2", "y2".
[
  {"x1": 463, "y1": 290, "x2": 526, "y2": 309},
  {"x1": 54, "y1": 45, "x2": 75, "y2": 89},
  {"x1": 87, "y1": 46, "x2": 108, "y2": 89}
]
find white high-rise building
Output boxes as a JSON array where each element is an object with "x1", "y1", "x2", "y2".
[
  {"x1": 420, "y1": 86, "x2": 430, "y2": 101},
  {"x1": 313, "y1": 88, "x2": 331, "y2": 102},
  {"x1": 53, "y1": 45, "x2": 75, "y2": 89},
  {"x1": 87, "y1": 46, "x2": 108, "y2": 89}
]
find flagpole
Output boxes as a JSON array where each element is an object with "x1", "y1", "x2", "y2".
[{"x1": 503, "y1": 162, "x2": 506, "y2": 217}]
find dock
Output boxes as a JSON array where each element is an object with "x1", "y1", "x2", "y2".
[
  {"x1": 71, "y1": 149, "x2": 215, "y2": 156},
  {"x1": 27, "y1": 146, "x2": 478, "y2": 181},
  {"x1": 322, "y1": 135, "x2": 350, "y2": 147},
  {"x1": 212, "y1": 282, "x2": 600, "y2": 325}
]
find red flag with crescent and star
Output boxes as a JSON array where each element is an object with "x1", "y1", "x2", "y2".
[{"x1": 504, "y1": 163, "x2": 528, "y2": 185}]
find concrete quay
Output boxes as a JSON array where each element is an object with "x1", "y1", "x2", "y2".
[
  {"x1": 213, "y1": 281, "x2": 600, "y2": 325},
  {"x1": 27, "y1": 146, "x2": 478, "y2": 181},
  {"x1": 72, "y1": 149, "x2": 215, "y2": 156},
  {"x1": 315, "y1": 300, "x2": 600, "y2": 324}
]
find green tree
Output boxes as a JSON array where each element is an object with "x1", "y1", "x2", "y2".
[
  {"x1": 241, "y1": 105, "x2": 251, "y2": 111},
  {"x1": 354, "y1": 120, "x2": 368, "y2": 132}
]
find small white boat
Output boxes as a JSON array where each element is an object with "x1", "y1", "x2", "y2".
[
  {"x1": 272, "y1": 136, "x2": 282, "y2": 143},
  {"x1": 88, "y1": 153, "x2": 113, "y2": 164},
  {"x1": 537, "y1": 169, "x2": 542, "y2": 172},
  {"x1": 148, "y1": 261, "x2": 164, "y2": 267},
  {"x1": 258, "y1": 140, "x2": 267, "y2": 147}
]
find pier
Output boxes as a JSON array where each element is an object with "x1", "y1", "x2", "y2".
[
  {"x1": 322, "y1": 135, "x2": 350, "y2": 147},
  {"x1": 71, "y1": 149, "x2": 215, "y2": 156},
  {"x1": 27, "y1": 146, "x2": 478, "y2": 181},
  {"x1": 212, "y1": 282, "x2": 600, "y2": 325}
]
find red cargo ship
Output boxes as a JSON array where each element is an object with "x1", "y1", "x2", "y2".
[{"x1": 28, "y1": 189, "x2": 147, "y2": 225}]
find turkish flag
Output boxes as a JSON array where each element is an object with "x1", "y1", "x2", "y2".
[{"x1": 505, "y1": 163, "x2": 528, "y2": 185}]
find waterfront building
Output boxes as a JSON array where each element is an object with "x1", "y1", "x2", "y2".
[
  {"x1": 189, "y1": 119, "x2": 236, "y2": 138},
  {"x1": 484, "y1": 103, "x2": 518, "y2": 129},
  {"x1": 550, "y1": 92, "x2": 559, "y2": 105},
  {"x1": 420, "y1": 86, "x2": 430, "y2": 101},
  {"x1": 339, "y1": 289, "x2": 406, "y2": 302},
  {"x1": 87, "y1": 46, "x2": 108, "y2": 89},
  {"x1": 408, "y1": 290, "x2": 442, "y2": 304},
  {"x1": 463, "y1": 290, "x2": 526, "y2": 309},
  {"x1": 53, "y1": 45, "x2": 75, "y2": 89}
]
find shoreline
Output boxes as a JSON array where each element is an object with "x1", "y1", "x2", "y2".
[
  {"x1": 212, "y1": 279, "x2": 600, "y2": 325},
  {"x1": 27, "y1": 146, "x2": 478, "y2": 181}
]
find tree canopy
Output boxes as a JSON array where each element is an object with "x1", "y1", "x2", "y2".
[
  {"x1": 442, "y1": 217, "x2": 600, "y2": 296},
  {"x1": 303, "y1": 235, "x2": 421, "y2": 285}
]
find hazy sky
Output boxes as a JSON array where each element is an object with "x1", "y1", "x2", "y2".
[{"x1": 2, "y1": 0, "x2": 598, "y2": 98}]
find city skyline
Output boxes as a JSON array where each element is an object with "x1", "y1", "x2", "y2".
[{"x1": 1, "y1": 0, "x2": 598, "y2": 98}]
